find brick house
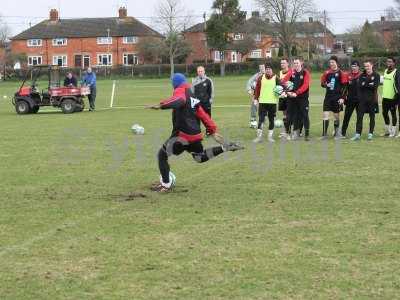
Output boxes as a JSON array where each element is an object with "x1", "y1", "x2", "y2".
[
  {"x1": 184, "y1": 12, "x2": 334, "y2": 63},
  {"x1": 292, "y1": 18, "x2": 335, "y2": 55},
  {"x1": 371, "y1": 17, "x2": 400, "y2": 51},
  {"x1": 10, "y1": 7, "x2": 163, "y2": 68},
  {"x1": 184, "y1": 11, "x2": 275, "y2": 64}
]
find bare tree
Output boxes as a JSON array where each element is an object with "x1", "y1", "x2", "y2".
[
  {"x1": 342, "y1": 25, "x2": 362, "y2": 53},
  {"x1": 255, "y1": 0, "x2": 315, "y2": 58},
  {"x1": 154, "y1": 0, "x2": 192, "y2": 77},
  {"x1": 137, "y1": 37, "x2": 165, "y2": 64},
  {"x1": 0, "y1": 16, "x2": 10, "y2": 46}
]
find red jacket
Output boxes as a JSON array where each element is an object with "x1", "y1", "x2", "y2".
[{"x1": 160, "y1": 83, "x2": 217, "y2": 143}]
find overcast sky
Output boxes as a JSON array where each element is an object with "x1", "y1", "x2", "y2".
[{"x1": 1, "y1": 0, "x2": 395, "y2": 36}]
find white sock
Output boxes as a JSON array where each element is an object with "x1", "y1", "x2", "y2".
[{"x1": 268, "y1": 130, "x2": 274, "y2": 137}]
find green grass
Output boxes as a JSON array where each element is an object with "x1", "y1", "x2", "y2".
[{"x1": 0, "y1": 75, "x2": 399, "y2": 299}]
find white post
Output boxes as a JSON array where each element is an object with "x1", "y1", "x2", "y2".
[{"x1": 110, "y1": 80, "x2": 116, "y2": 108}]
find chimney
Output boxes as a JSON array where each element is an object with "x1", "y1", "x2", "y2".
[
  {"x1": 381, "y1": 16, "x2": 386, "y2": 22},
  {"x1": 252, "y1": 11, "x2": 260, "y2": 18},
  {"x1": 49, "y1": 9, "x2": 59, "y2": 22},
  {"x1": 309, "y1": 17, "x2": 314, "y2": 23},
  {"x1": 119, "y1": 7, "x2": 127, "y2": 18}
]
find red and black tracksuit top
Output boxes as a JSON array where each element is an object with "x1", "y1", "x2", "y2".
[
  {"x1": 159, "y1": 83, "x2": 217, "y2": 143},
  {"x1": 347, "y1": 71, "x2": 361, "y2": 103},
  {"x1": 290, "y1": 68, "x2": 311, "y2": 100},
  {"x1": 321, "y1": 69, "x2": 348, "y2": 100}
]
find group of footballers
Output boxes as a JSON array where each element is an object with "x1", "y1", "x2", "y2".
[
  {"x1": 247, "y1": 55, "x2": 400, "y2": 142},
  {"x1": 147, "y1": 56, "x2": 399, "y2": 192}
]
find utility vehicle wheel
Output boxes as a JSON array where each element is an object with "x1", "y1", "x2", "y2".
[
  {"x1": 61, "y1": 99, "x2": 76, "y2": 114},
  {"x1": 15, "y1": 101, "x2": 30, "y2": 114}
]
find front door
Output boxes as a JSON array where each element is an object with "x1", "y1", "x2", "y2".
[
  {"x1": 83, "y1": 55, "x2": 90, "y2": 68},
  {"x1": 74, "y1": 55, "x2": 82, "y2": 68}
]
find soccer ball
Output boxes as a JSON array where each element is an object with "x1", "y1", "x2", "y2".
[
  {"x1": 274, "y1": 119, "x2": 284, "y2": 128},
  {"x1": 160, "y1": 172, "x2": 176, "y2": 188},
  {"x1": 273, "y1": 85, "x2": 284, "y2": 96},
  {"x1": 169, "y1": 172, "x2": 176, "y2": 187},
  {"x1": 131, "y1": 124, "x2": 145, "y2": 135},
  {"x1": 285, "y1": 81, "x2": 294, "y2": 91}
]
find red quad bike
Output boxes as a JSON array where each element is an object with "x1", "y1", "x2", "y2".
[{"x1": 12, "y1": 65, "x2": 90, "y2": 114}]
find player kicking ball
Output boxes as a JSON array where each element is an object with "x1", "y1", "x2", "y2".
[{"x1": 146, "y1": 73, "x2": 244, "y2": 192}]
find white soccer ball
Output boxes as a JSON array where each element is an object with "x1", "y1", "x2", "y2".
[
  {"x1": 160, "y1": 172, "x2": 176, "y2": 188},
  {"x1": 273, "y1": 85, "x2": 284, "y2": 96},
  {"x1": 131, "y1": 124, "x2": 145, "y2": 135},
  {"x1": 274, "y1": 119, "x2": 284, "y2": 128},
  {"x1": 286, "y1": 81, "x2": 294, "y2": 91},
  {"x1": 3, "y1": 95, "x2": 7, "y2": 99},
  {"x1": 169, "y1": 172, "x2": 176, "y2": 187}
]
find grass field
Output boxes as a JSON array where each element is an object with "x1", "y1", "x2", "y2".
[{"x1": 0, "y1": 75, "x2": 399, "y2": 299}]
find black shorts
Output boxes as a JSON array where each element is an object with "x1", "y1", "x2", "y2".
[
  {"x1": 278, "y1": 98, "x2": 288, "y2": 111},
  {"x1": 259, "y1": 103, "x2": 277, "y2": 117},
  {"x1": 359, "y1": 101, "x2": 379, "y2": 114},
  {"x1": 163, "y1": 137, "x2": 204, "y2": 157},
  {"x1": 323, "y1": 96, "x2": 343, "y2": 113},
  {"x1": 382, "y1": 98, "x2": 398, "y2": 110}
]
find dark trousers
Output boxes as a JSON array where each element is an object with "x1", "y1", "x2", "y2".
[
  {"x1": 342, "y1": 101, "x2": 358, "y2": 136},
  {"x1": 382, "y1": 98, "x2": 397, "y2": 126},
  {"x1": 258, "y1": 103, "x2": 276, "y2": 130},
  {"x1": 88, "y1": 86, "x2": 96, "y2": 110},
  {"x1": 287, "y1": 98, "x2": 310, "y2": 135},
  {"x1": 158, "y1": 137, "x2": 224, "y2": 184},
  {"x1": 356, "y1": 101, "x2": 375, "y2": 134}
]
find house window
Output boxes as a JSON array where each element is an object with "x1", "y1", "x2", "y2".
[
  {"x1": 214, "y1": 51, "x2": 221, "y2": 62},
  {"x1": 97, "y1": 37, "x2": 113, "y2": 45},
  {"x1": 265, "y1": 49, "x2": 272, "y2": 58},
  {"x1": 27, "y1": 39, "x2": 42, "y2": 47},
  {"x1": 52, "y1": 38, "x2": 67, "y2": 46},
  {"x1": 97, "y1": 54, "x2": 112, "y2": 66},
  {"x1": 53, "y1": 55, "x2": 67, "y2": 67},
  {"x1": 250, "y1": 49, "x2": 262, "y2": 58},
  {"x1": 314, "y1": 32, "x2": 324, "y2": 38},
  {"x1": 234, "y1": 33, "x2": 243, "y2": 41},
  {"x1": 123, "y1": 53, "x2": 138, "y2": 65},
  {"x1": 254, "y1": 33, "x2": 262, "y2": 42},
  {"x1": 27, "y1": 56, "x2": 42, "y2": 66},
  {"x1": 123, "y1": 36, "x2": 138, "y2": 44},
  {"x1": 295, "y1": 33, "x2": 306, "y2": 38}
]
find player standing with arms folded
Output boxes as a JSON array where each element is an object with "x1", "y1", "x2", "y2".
[
  {"x1": 341, "y1": 61, "x2": 361, "y2": 138},
  {"x1": 351, "y1": 61, "x2": 380, "y2": 141}
]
